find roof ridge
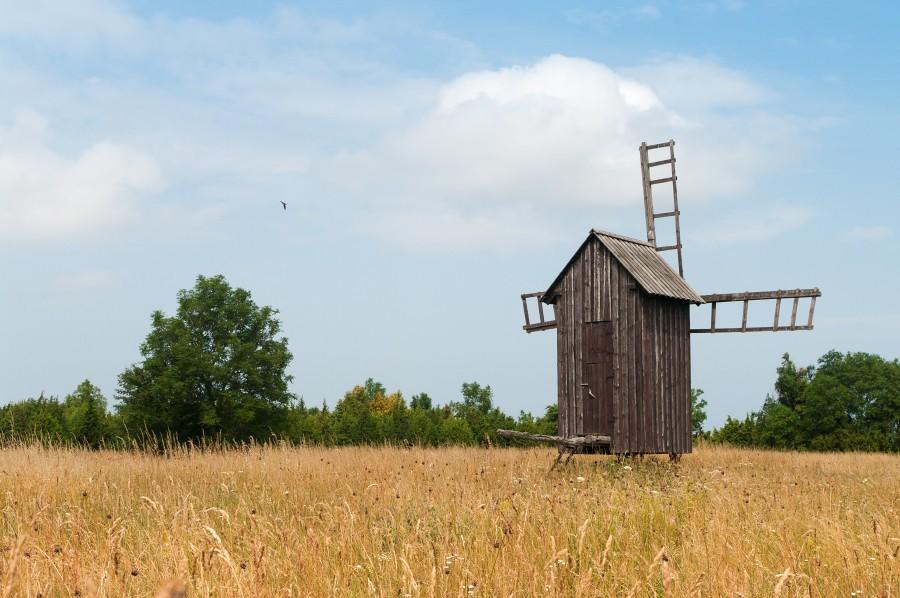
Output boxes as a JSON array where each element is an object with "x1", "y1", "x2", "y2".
[{"x1": 591, "y1": 229, "x2": 654, "y2": 247}]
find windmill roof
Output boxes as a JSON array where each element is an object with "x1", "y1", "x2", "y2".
[{"x1": 542, "y1": 229, "x2": 704, "y2": 304}]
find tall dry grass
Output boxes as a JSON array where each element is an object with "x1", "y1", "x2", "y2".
[{"x1": 0, "y1": 442, "x2": 896, "y2": 596}]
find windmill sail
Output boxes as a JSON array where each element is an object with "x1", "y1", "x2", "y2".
[
  {"x1": 690, "y1": 288, "x2": 821, "y2": 333},
  {"x1": 639, "y1": 140, "x2": 684, "y2": 277}
]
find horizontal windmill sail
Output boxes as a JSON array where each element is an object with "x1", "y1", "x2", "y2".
[{"x1": 690, "y1": 288, "x2": 821, "y2": 333}]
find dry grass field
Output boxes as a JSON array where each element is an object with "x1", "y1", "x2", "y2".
[{"x1": 0, "y1": 443, "x2": 897, "y2": 597}]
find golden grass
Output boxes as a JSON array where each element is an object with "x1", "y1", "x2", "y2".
[{"x1": 0, "y1": 443, "x2": 897, "y2": 597}]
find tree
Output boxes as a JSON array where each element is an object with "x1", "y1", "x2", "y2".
[
  {"x1": 711, "y1": 350, "x2": 900, "y2": 452},
  {"x1": 774, "y1": 353, "x2": 812, "y2": 410},
  {"x1": 450, "y1": 382, "x2": 515, "y2": 445},
  {"x1": 690, "y1": 388, "x2": 707, "y2": 439},
  {"x1": 117, "y1": 275, "x2": 295, "y2": 441},
  {"x1": 63, "y1": 380, "x2": 108, "y2": 447}
]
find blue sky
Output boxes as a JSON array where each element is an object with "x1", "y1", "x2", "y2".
[{"x1": 1, "y1": 0, "x2": 898, "y2": 428}]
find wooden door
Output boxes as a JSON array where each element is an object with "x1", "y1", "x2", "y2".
[{"x1": 582, "y1": 321, "x2": 614, "y2": 435}]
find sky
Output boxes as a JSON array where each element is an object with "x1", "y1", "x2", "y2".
[{"x1": 1, "y1": 0, "x2": 898, "y2": 429}]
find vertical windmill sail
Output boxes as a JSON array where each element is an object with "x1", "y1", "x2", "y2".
[{"x1": 639, "y1": 140, "x2": 684, "y2": 277}]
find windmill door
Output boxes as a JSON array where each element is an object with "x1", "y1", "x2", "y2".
[{"x1": 583, "y1": 322, "x2": 614, "y2": 435}]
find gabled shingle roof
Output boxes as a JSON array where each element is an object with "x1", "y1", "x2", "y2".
[{"x1": 542, "y1": 229, "x2": 704, "y2": 304}]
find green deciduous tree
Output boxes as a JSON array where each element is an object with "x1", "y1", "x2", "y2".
[
  {"x1": 711, "y1": 351, "x2": 900, "y2": 452},
  {"x1": 690, "y1": 388, "x2": 707, "y2": 439},
  {"x1": 117, "y1": 275, "x2": 295, "y2": 441},
  {"x1": 63, "y1": 380, "x2": 109, "y2": 447}
]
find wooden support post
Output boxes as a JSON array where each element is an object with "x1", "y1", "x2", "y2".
[
  {"x1": 806, "y1": 296, "x2": 817, "y2": 328},
  {"x1": 790, "y1": 297, "x2": 799, "y2": 330},
  {"x1": 741, "y1": 299, "x2": 749, "y2": 332},
  {"x1": 710, "y1": 302, "x2": 717, "y2": 333},
  {"x1": 522, "y1": 296, "x2": 530, "y2": 328},
  {"x1": 774, "y1": 298, "x2": 782, "y2": 331}
]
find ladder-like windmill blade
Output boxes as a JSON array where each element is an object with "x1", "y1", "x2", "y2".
[
  {"x1": 521, "y1": 292, "x2": 557, "y2": 333},
  {"x1": 640, "y1": 140, "x2": 684, "y2": 278},
  {"x1": 690, "y1": 288, "x2": 821, "y2": 333}
]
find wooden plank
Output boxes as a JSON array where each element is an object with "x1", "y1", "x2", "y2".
[
  {"x1": 556, "y1": 284, "x2": 569, "y2": 436},
  {"x1": 711, "y1": 302, "x2": 717, "y2": 333},
  {"x1": 645, "y1": 141, "x2": 673, "y2": 150},
  {"x1": 636, "y1": 290, "x2": 645, "y2": 453},
  {"x1": 568, "y1": 271, "x2": 576, "y2": 438},
  {"x1": 741, "y1": 299, "x2": 749, "y2": 332},
  {"x1": 650, "y1": 176, "x2": 676, "y2": 185},
  {"x1": 640, "y1": 143, "x2": 657, "y2": 246},
  {"x1": 701, "y1": 288, "x2": 821, "y2": 303},
  {"x1": 669, "y1": 141, "x2": 684, "y2": 278},
  {"x1": 655, "y1": 244, "x2": 681, "y2": 252},
  {"x1": 610, "y1": 257, "x2": 620, "y2": 452},
  {"x1": 691, "y1": 325, "x2": 814, "y2": 333},
  {"x1": 774, "y1": 298, "x2": 782, "y2": 331},
  {"x1": 790, "y1": 297, "x2": 799, "y2": 330},
  {"x1": 648, "y1": 158, "x2": 674, "y2": 168},
  {"x1": 806, "y1": 296, "x2": 817, "y2": 328},
  {"x1": 653, "y1": 210, "x2": 679, "y2": 218},
  {"x1": 522, "y1": 296, "x2": 531, "y2": 327},
  {"x1": 574, "y1": 250, "x2": 584, "y2": 435},
  {"x1": 684, "y1": 302, "x2": 693, "y2": 454},
  {"x1": 523, "y1": 321, "x2": 558, "y2": 333},
  {"x1": 496, "y1": 429, "x2": 611, "y2": 447}
]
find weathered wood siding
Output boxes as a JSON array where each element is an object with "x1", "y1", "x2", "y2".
[{"x1": 553, "y1": 237, "x2": 692, "y2": 454}]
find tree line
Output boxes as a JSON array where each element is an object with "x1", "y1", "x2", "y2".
[
  {"x1": 709, "y1": 351, "x2": 899, "y2": 452},
  {"x1": 2, "y1": 275, "x2": 896, "y2": 452},
  {"x1": 0, "y1": 378, "x2": 558, "y2": 448}
]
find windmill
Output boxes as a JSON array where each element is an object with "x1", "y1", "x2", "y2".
[{"x1": 500, "y1": 140, "x2": 821, "y2": 464}]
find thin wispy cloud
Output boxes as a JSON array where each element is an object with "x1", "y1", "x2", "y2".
[
  {"x1": 845, "y1": 225, "x2": 892, "y2": 241},
  {"x1": 689, "y1": 205, "x2": 813, "y2": 247}
]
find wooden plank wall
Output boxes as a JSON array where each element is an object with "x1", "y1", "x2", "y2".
[
  {"x1": 610, "y1": 267, "x2": 692, "y2": 454},
  {"x1": 553, "y1": 237, "x2": 692, "y2": 453}
]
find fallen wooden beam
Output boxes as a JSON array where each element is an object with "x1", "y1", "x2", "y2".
[{"x1": 497, "y1": 429, "x2": 611, "y2": 447}]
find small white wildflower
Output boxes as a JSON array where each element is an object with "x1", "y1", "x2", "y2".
[
  {"x1": 576, "y1": 476, "x2": 586, "y2": 483},
  {"x1": 622, "y1": 465, "x2": 632, "y2": 471}
]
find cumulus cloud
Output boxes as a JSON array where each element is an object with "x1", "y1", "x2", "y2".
[
  {"x1": 328, "y1": 54, "x2": 802, "y2": 250},
  {"x1": 0, "y1": 110, "x2": 162, "y2": 241}
]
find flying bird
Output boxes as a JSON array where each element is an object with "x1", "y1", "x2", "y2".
[{"x1": 280, "y1": 201, "x2": 287, "y2": 210}]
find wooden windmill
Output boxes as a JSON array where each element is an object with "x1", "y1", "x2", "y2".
[{"x1": 501, "y1": 140, "x2": 821, "y2": 463}]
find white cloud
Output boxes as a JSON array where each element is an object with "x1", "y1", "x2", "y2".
[
  {"x1": 0, "y1": 110, "x2": 162, "y2": 241},
  {"x1": 689, "y1": 205, "x2": 812, "y2": 246},
  {"x1": 326, "y1": 54, "x2": 802, "y2": 250},
  {"x1": 0, "y1": 4, "x2": 807, "y2": 253},
  {"x1": 0, "y1": 0, "x2": 142, "y2": 50},
  {"x1": 367, "y1": 205, "x2": 562, "y2": 253},
  {"x1": 624, "y1": 56, "x2": 772, "y2": 110},
  {"x1": 845, "y1": 225, "x2": 892, "y2": 241}
]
